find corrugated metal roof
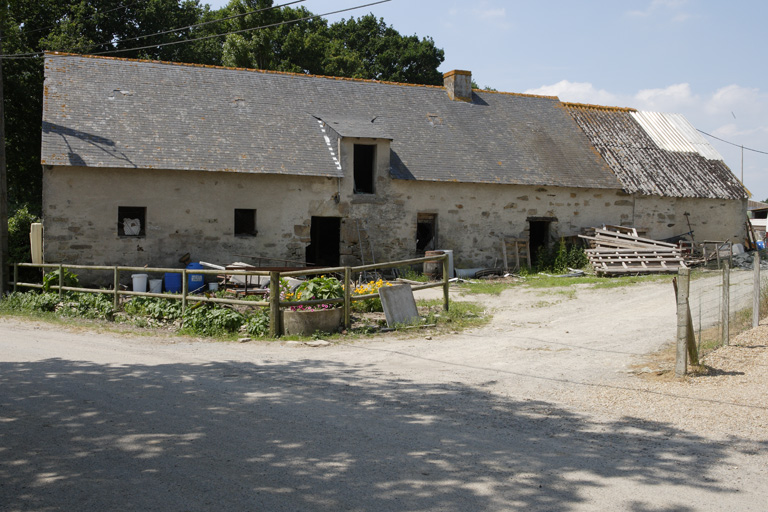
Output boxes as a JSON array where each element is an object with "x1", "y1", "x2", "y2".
[
  {"x1": 566, "y1": 104, "x2": 746, "y2": 200},
  {"x1": 631, "y1": 111, "x2": 724, "y2": 161}
]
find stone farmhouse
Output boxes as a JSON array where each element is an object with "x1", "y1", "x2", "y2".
[{"x1": 40, "y1": 53, "x2": 747, "y2": 273}]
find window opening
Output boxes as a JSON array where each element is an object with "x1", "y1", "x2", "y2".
[
  {"x1": 234, "y1": 209, "x2": 258, "y2": 236},
  {"x1": 118, "y1": 206, "x2": 146, "y2": 237},
  {"x1": 416, "y1": 213, "x2": 437, "y2": 252},
  {"x1": 306, "y1": 216, "x2": 341, "y2": 267},
  {"x1": 353, "y1": 144, "x2": 375, "y2": 194}
]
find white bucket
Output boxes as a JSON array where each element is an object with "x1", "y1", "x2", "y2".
[
  {"x1": 149, "y1": 279, "x2": 163, "y2": 293},
  {"x1": 208, "y1": 282, "x2": 219, "y2": 292},
  {"x1": 132, "y1": 274, "x2": 149, "y2": 292}
]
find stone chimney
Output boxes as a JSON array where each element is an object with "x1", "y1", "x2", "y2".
[{"x1": 443, "y1": 70, "x2": 472, "y2": 101}]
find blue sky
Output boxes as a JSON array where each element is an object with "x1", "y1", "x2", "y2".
[{"x1": 206, "y1": 0, "x2": 768, "y2": 201}]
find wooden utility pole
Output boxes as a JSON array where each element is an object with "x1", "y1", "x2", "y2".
[{"x1": 0, "y1": 15, "x2": 9, "y2": 297}]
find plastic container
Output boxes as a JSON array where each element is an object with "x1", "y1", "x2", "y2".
[
  {"x1": 758, "y1": 241, "x2": 766, "y2": 250},
  {"x1": 187, "y1": 262, "x2": 205, "y2": 293},
  {"x1": 208, "y1": 282, "x2": 219, "y2": 292},
  {"x1": 164, "y1": 272, "x2": 182, "y2": 293},
  {"x1": 131, "y1": 274, "x2": 148, "y2": 292},
  {"x1": 149, "y1": 279, "x2": 163, "y2": 293}
]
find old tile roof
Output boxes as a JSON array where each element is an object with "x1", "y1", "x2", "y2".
[
  {"x1": 565, "y1": 103, "x2": 746, "y2": 200},
  {"x1": 42, "y1": 53, "x2": 620, "y2": 189}
]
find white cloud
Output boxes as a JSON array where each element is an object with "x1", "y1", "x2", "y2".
[
  {"x1": 468, "y1": 1, "x2": 511, "y2": 29},
  {"x1": 634, "y1": 83, "x2": 698, "y2": 111},
  {"x1": 705, "y1": 84, "x2": 763, "y2": 115},
  {"x1": 626, "y1": 0, "x2": 690, "y2": 21},
  {"x1": 524, "y1": 80, "x2": 620, "y2": 106},
  {"x1": 526, "y1": 78, "x2": 768, "y2": 199}
]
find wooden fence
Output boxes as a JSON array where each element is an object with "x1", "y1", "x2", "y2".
[
  {"x1": 9, "y1": 254, "x2": 450, "y2": 337},
  {"x1": 674, "y1": 252, "x2": 764, "y2": 377}
]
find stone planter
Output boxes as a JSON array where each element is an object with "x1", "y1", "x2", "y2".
[{"x1": 281, "y1": 307, "x2": 343, "y2": 336}]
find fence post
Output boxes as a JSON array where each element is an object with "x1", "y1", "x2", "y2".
[
  {"x1": 722, "y1": 262, "x2": 730, "y2": 346},
  {"x1": 113, "y1": 267, "x2": 120, "y2": 310},
  {"x1": 442, "y1": 255, "x2": 450, "y2": 311},
  {"x1": 13, "y1": 263, "x2": 18, "y2": 293},
  {"x1": 344, "y1": 267, "x2": 351, "y2": 330},
  {"x1": 58, "y1": 264, "x2": 63, "y2": 297},
  {"x1": 182, "y1": 269, "x2": 188, "y2": 313},
  {"x1": 675, "y1": 268, "x2": 690, "y2": 377},
  {"x1": 753, "y1": 250, "x2": 761, "y2": 328},
  {"x1": 269, "y1": 271, "x2": 280, "y2": 337}
]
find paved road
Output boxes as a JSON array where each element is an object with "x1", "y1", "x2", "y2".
[{"x1": 1, "y1": 280, "x2": 766, "y2": 511}]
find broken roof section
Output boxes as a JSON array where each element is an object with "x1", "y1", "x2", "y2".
[
  {"x1": 565, "y1": 104, "x2": 746, "y2": 200},
  {"x1": 41, "y1": 53, "x2": 620, "y2": 189}
]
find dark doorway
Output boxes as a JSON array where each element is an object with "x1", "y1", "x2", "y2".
[
  {"x1": 529, "y1": 220, "x2": 551, "y2": 262},
  {"x1": 306, "y1": 216, "x2": 341, "y2": 267},
  {"x1": 416, "y1": 213, "x2": 437, "y2": 253}
]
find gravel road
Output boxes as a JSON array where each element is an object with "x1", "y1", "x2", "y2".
[{"x1": 1, "y1": 278, "x2": 766, "y2": 511}]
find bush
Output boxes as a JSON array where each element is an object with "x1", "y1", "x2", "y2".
[
  {"x1": 181, "y1": 303, "x2": 245, "y2": 336},
  {"x1": 124, "y1": 296, "x2": 183, "y2": 322},
  {"x1": 534, "y1": 238, "x2": 588, "y2": 273},
  {"x1": 8, "y1": 205, "x2": 39, "y2": 263},
  {"x1": 42, "y1": 268, "x2": 79, "y2": 292},
  {"x1": 244, "y1": 309, "x2": 270, "y2": 337},
  {"x1": 0, "y1": 291, "x2": 60, "y2": 313},
  {"x1": 56, "y1": 292, "x2": 115, "y2": 320},
  {"x1": 0, "y1": 291, "x2": 113, "y2": 320}
]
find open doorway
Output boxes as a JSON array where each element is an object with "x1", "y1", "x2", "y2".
[
  {"x1": 306, "y1": 216, "x2": 340, "y2": 267},
  {"x1": 528, "y1": 219, "x2": 552, "y2": 263},
  {"x1": 416, "y1": 213, "x2": 437, "y2": 253}
]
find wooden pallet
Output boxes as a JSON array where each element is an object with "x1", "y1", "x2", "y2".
[{"x1": 579, "y1": 226, "x2": 685, "y2": 276}]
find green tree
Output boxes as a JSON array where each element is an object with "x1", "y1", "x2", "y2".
[
  {"x1": 324, "y1": 14, "x2": 444, "y2": 84},
  {"x1": 2, "y1": 0, "x2": 444, "y2": 219}
]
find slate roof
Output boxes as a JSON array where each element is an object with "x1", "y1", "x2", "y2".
[
  {"x1": 565, "y1": 104, "x2": 746, "y2": 200},
  {"x1": 42, "y1": 53, "x2": 621, "y2": 189}
]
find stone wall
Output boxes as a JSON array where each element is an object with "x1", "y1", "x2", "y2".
[{"x1": 43, "y1": 146, "x2": 746, "y2": 283}]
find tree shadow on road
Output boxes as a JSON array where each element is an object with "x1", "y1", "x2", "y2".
[{"x1": 0, "y1": 357, "x2": 758, "y2": 511}]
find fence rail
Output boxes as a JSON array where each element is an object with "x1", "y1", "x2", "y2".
[{"x1": 8, "y1": 255, "x2": 450, "y2": 337}]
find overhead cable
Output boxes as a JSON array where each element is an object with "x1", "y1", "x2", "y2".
[
  {"x1": 698, "y1": 129, "x2": 768, "y2": 156},
  {"x1": 0, "y1": 0, "x2": 390, "y2": 60}
]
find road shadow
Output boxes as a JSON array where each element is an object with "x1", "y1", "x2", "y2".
[{"x1": 0, "y1": 357, "x2": 756, "y2": 511}]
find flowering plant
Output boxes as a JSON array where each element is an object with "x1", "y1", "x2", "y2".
[
  {"x1": 351, "y1": 278, "x2": 392, "y2": 312},
  {"x1": 285, "y1": 275, "x2": 343, "y2": 312}
]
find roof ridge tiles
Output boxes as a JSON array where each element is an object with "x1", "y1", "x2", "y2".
[
  {"x1": 563, "y1": 101, "x2": 637, "y2": 113},
  {"x1": 46, "y1": 52, "x2": 560, "y2": 98},
  {"x1": 46, "y1": 51, "x2": 445, "y2": 90}
]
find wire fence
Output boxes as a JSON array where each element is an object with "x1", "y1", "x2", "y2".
[{"x1": 677, "y1": 251, "x2": 767, "y2": 376}]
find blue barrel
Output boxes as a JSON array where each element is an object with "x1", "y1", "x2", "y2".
[
  {"x1": 187, "y1": 262, "x2": 206, "y2": 293},
  {"x1": 164, "y1": 272, "x2": 182, "y2": 293}
]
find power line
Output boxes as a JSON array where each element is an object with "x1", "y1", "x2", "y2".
[
  {"x1": 91, "y1": 0, "x2": 391, "y2": 57},
  {"x1": 0, "y1": 0, "x2": 390, "y2": 60},
  {"x1": 84, "y1": 0, "x2": 307, "y2": 54},
  {"x1": 1, "y1": 0, "x2": 307, "y2": 59},
  {"x1": 698, "y1": 129, "x2": 768, "y2": 156},
  {"x1": 15, "y1": 0, "x2": 144, "y2": 38}
]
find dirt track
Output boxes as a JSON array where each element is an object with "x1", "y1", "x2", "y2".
[{"x1": 1, "y1": 278, "x2": 766, "y2": 511}]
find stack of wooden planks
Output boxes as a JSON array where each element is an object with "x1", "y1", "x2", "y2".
[{"x1": 579, "y1": 225, "x2": 686, "y2": 276}]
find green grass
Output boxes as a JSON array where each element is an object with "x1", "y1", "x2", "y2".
[
  {"x1": 417, "y1": 299, "x2": 488, "y2": 330},
  {"x1": 458, "y1": 272, "x2": 674, "y2": 295}
]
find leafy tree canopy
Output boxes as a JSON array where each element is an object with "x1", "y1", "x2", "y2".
[{"x1": 1, "y1": 0, "x2": 444, "y2": 214}]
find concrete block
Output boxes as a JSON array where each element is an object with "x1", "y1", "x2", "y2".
[{"x1": 379, "y1": 284, "x2": 420, "y2": 328}]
